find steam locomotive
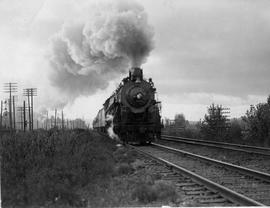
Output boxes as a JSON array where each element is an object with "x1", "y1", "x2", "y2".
[{"x1": 93, "y1": 67, "x2": 162, "y2": 144}]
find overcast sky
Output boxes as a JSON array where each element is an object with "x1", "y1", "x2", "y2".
[{"x1": 0, "y1": 0, "x2": 270, "y2": 122}]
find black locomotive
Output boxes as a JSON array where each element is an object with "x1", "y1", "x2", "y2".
[{"x1": 93, "y1": 67, "x2": 162, "y2": 144}]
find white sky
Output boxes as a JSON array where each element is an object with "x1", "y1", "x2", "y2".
[{"x1": 0, "y1": 0, "x2": 270, "y2": 123}]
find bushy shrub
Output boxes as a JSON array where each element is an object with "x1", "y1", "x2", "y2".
[
  {"x1": 115, "y1": 163, "x2": 134, "y2": 175},
  {"x1": 132, "y1": 183, "x2": 157, "y2": 203},
  {"x1": 113, "y1": 147, "x2": 138, "y2": 164},
  {"x1": 152, "y1": 180, "x2": 178, "y2": 202},
  {"x1": 131, "y1": 180, "x2": 178, "y2": 204},
  {"x1": 131, "y1": 159, "x2": 145, "y2": 170},
  {"x1": 163, "y1": 122, "x2": 201, "y2": 139},
  {"x1": 242, "y1": 96, "x2": 270, "y2": 146},
  {"x1": 184, "y1": 124, "x2": 201, "y2": 139},
  {"x1": 228, "y1": 118, "x2": 243, "y2": 143},
  {"x1": 0, "y1": 130, "x2": 116, "y2": 207}
]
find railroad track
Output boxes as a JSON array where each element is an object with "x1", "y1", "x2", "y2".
[
  {"x1": 157, "y1": 138, "x2": 270, "y2": 174},
  {"x1": 131, "y1": 143, "x2": 270, "y2": 206},
  {"x1": 161, "y1": 135, "x2": 270, "y2": 156},
  {"x1": 132, "y1": 154, "x2": 236, "y2": 206}
]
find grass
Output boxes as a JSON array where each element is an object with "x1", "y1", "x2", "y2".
[
  {"x1": 114, "y1": 163, "x2": 134, "y2": 175},
  {"x1": 1, "y1": 130, "x2": 181, "y2": 207},
  {"x1": 131, "y1": 177, "x2": 178, "y2": 204},
  {"x1": 1, "y1": 130, "x2": 116, "y2": 207},
  {"x1": 113, "y1": 147, "x2": 138, "y2": 163}
]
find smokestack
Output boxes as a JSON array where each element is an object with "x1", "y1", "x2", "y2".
[
  {"x1": 49, "y1": 1, "x2": 154, "y2": 104},
  {"x1": 130, "y1": 67, "x2": 143, "y2": 82}
]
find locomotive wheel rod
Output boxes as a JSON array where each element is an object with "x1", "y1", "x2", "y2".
[{"x1": 128, "y1": 144, "x2": 265, "y2": 206}]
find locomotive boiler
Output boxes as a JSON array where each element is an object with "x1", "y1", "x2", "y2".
[{"x1": 93, "y1": 67, "x2": 162, "y2": 144}]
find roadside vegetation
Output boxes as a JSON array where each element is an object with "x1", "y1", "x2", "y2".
[
  {"x1": 163, "y1": 95, "x2": 270, "y2": 147},
  {"x1": 1, "y1": 130, "x2": 117, "y2": 207},
  {"x1": 1, "y1": 130, "x2": 179, "y2": 207}
]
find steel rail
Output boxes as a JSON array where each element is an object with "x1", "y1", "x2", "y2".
[
  {"x1": 129, "y1": 144, "x2": 265, "y2": 206},
  {"x1": 161, "y1": 135, "x2": 270, "y2": 156},
  {"x1": 162, "y1": 135, "x2": 270, "y2": 151},
  {"x1": 152, "y1": 142, "x2": 270, "y2": 183}
]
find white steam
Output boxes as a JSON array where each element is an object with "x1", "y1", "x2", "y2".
[
  {"x1": 49, "y1": 1, "x2": 154, "y2": 102},
  {"x1": 106, "y1": 114, "x2": 119, "y2": 140}
]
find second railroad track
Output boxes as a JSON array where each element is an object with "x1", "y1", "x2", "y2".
[
  {"x1": 131, "y1": 142, "x2": 270, "y2": 206},
  {"x1": 161, "y1": 135, "x2": 270, "y2": 156}
]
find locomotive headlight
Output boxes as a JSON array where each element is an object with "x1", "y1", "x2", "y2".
[
  {"x1": 122, "y1": 80, "x2": 154, "y2": 112},
  {"x1": 136, "y1": 93, "x2": 143, "y2": 99},
  {"x1": 126, "y1": 85, "x2": 150, "y2": 107}
]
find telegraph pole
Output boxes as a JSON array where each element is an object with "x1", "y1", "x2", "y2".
[
  {"x1": 61, "y1": 110, "x2": 64, "y2": 130},
  {"x1": 20, "y1": 106, "x2": 23, "y2": 130},
  {"x1": 17, "y1": 106, "x2": 24, "y2": 130},
  {"x1": 23, "y1": 88, "x2": 37, "y2": 131},
  {"x1": 31, "y1": 89, "x2": 35, "y2": 130},
  {"x1": 0, "y1": 100, "x2": 2, "y2": 129},
  {"x1": 46, "y1": 111, "x2": 48, "y2": 130},
  {"x1": 23, "y1": 89, "x2": 31, "y2": 130},
  {"x1": 3, "y1": 83, "x2": 17, "y2": 130},
  {"x1": 54, "y1": 109, "x2": 57, "y2": 128},
  {"x1": 23, "y1": 101, "x2": 26, "y2": 132},
  {"x1": 12, "y1": 96, "x2": 16, "y2": 129},
  {"x1": 18, "y1": 101, "x2": 28, "y2": 131},
  {"x1": 28, "y1": 93, "x2": 31, "y2": 130}
]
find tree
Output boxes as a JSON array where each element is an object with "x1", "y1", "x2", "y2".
[
  {"x1": 200, "y1": 104, "x2": 229, "y2": 141},
  {"x1": 174, "y1": 113, "x2": 188, "y2": 128},
  {"x1": 228, "y1": 118, "x2": 242, "y2": 143},
  {"x1": 242, "y1": 95, "x2": 270, "y2": 147},
  {"x1": 163, "y1": 117, "x2": 171, "y2": 128}
]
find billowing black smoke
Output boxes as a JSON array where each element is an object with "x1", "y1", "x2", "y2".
[{"x1": 49, "y1": 1, "x2": 154, "y2": 100}]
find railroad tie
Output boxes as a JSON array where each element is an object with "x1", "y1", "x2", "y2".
[
  {"x1": 182, "y1": 186, "x2": 206, "y2": 191},
  {"x1": 199, "y1": 197, "x2": 228, "y2": 204},
  {"x1": 176, "y1": 182, "x2": 197, "y2": 187},
  {"x1": 185, "y1": 190, "x2": 214, "y2": 195}
]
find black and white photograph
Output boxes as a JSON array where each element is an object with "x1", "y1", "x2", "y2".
[{"x1": 0, "y1": 0, "x2": 270, "y2": 207}]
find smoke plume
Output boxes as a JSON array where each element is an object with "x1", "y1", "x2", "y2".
[
  {"x1": 49, "y1": 1, "x2": 154, "y2": 100},
  {"x1": 106, "y1": 114, "x2": 119, "y2": 140}
]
